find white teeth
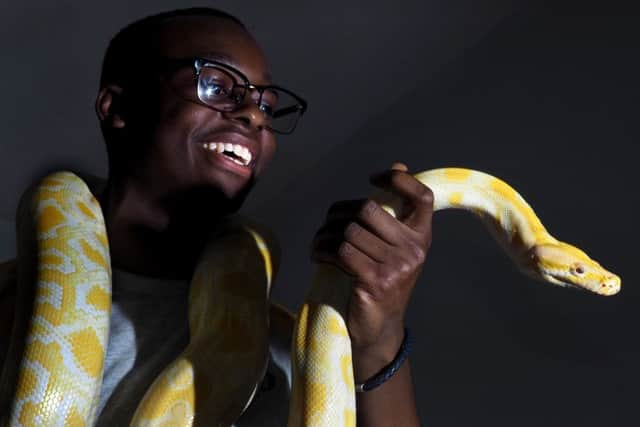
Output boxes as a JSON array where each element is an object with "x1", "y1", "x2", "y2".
[{"x1": 202, "y1": 142, "x2": 253, "y2": 166}]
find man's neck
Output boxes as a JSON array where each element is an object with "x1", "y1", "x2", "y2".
[{"x1": 97, "y1": 175, "x2": 230, "y2": 281}]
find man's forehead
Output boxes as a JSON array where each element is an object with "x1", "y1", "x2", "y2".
[
  {"x1": 199, "y1": 51, "x2": 273, "y2": 83},
  {"x1": 157, "y1": 16, "x2": 272, "y2": 83}
]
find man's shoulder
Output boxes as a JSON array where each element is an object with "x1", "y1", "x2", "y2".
[
  {"x1": 0, "y1": 259, "x2": 16, "y2": 296},
  {"x1": 0, "y1": 259, "x2": 17, "y2": 365},
  {"x1": 0, "y1": 259, "x2": 17, "y2": 314}
]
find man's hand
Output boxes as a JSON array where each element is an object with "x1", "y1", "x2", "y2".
[{"x1": 311, "y1": 162, "x2": 433, "y2": 383}]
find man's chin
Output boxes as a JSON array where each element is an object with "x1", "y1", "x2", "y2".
[
  {"x1": 187, "y1": 174, "x2": 257, "y2": 216},
  {"x1": 222, "y1": 180, "x2": 255, "y2": 214}
]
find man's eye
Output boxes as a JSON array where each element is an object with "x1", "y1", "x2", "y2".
[{"x1": 202, "y1": 81, "x2": 227, "y2": 97}]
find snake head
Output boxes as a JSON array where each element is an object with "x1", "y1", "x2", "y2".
[{"x1": 527, "y1": 242, "x2": 621, "y2": 296}]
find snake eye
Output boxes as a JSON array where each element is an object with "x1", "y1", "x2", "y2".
[{"x1": 571, "y1": 264, "x2": 585, "y2": 276}]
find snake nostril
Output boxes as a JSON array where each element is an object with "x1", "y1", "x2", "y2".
[{"x1": 600, "y1": 277, "x2": 620, "y2": 294}]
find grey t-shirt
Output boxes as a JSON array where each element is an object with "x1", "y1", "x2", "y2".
[{"x1": 96, "y1": 268, "x2": 292, "y2": 426}]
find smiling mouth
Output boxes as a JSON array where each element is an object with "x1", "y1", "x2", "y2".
[{"x1": 200, "y1": 142, "x2": 253, "y2": 167}]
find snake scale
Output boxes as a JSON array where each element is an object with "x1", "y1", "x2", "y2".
[{"x1": 0, "y1": 167, "x2": 620, "y2": 426}]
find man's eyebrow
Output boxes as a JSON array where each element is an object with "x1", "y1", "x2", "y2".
[
  {"x1": 202, "y1": 51, "x2": 234, "y2": 63},
  {"x1": 202, "y1": 51, "x2": 273, "y2": 84}
]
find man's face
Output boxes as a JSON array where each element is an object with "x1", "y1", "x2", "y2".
[{"x1": 115, "y1": 16, "x2": 276, "y2": 211}]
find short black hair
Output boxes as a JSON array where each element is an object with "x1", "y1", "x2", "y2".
[{"x1": 100, "y1": 7, "x2": 245, "y2": 88}]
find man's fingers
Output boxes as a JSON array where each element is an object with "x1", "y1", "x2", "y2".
[
  {"x1": 323, "y1": 199, "x2": 403, "y2": 246},
  {"x1": 311, "y1": 239, "x2": 378, "y2": 284},
  {"x1": 369, "y1": 166, "x2": 434, "y2": 234},
  {"x1": 313, "y1": 220, "x2": 392, "y2": 263},
  {"x1": 325, "y1": 199, "x2": 368, "y2": 222}
]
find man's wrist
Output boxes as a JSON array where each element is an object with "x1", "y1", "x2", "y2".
[{"x1": 351, "y1": 325, "x2": 406, "y2": 383}]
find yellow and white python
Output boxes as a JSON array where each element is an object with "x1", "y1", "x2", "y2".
[{"x1": 0, "y1": 167, "x2": 620, "y2": 426}]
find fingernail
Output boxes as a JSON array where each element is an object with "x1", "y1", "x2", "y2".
[{"x1": 390, "y1": 162, "x2": 408, "y2": 172}]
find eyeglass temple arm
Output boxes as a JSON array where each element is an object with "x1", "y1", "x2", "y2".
[{"x1": 273, "y1": 104, "x2": 305, "y2": 119}]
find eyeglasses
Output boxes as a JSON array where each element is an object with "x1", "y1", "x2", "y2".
[{"x1": 160, "y1": 57, "x2": 307, "y2": 134}]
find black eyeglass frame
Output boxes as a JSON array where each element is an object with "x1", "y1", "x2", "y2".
[{"x1": 158, "y1": 57, "x2": 307, "y2": 134}]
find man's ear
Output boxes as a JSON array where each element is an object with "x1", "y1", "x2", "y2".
[{"x1": 96, "y1": 85, "x2": 126, "y2": 129}]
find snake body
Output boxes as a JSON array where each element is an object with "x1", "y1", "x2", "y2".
[
  {"x1": 0, "y1": 173, "x2": 111, "y2": 425},
  {"x1": 287, "y1": 167, "x2": 620, "y2": 426},
  {"x1": 0, "y1": 167, "x2": 620, "y2": 426}
]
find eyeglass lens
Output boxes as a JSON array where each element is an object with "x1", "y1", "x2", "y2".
[{"x1": 196, "y1": 66, "x2": 302, "y2": 133}]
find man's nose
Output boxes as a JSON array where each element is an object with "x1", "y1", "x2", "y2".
[{"x1": 225, "y1": 99, "x2": 268, "y2": 131}]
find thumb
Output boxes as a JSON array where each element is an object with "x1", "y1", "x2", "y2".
[{"x1": 390, "y1": 162, "x2": 408, "y2": 172}]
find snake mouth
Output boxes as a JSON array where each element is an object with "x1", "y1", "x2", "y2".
[
  {"x1": 544, "y1": 271, "x2": 620, "y2": 296},
  {"x1": 542, "y1": 271, "x2": 587, "y2": 292}
]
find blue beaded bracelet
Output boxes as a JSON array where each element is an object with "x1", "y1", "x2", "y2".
[{"x1": 355, "y1": 328, "x2": 412, "y2": 392}]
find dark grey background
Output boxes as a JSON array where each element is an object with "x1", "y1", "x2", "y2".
[{"x1": 1, "y1": 1, "x2": 638, "y2": 426}]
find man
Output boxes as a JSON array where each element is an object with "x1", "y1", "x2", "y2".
[{"x1": 1, "y1": 8, "x2": 432, "y2": 425}]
